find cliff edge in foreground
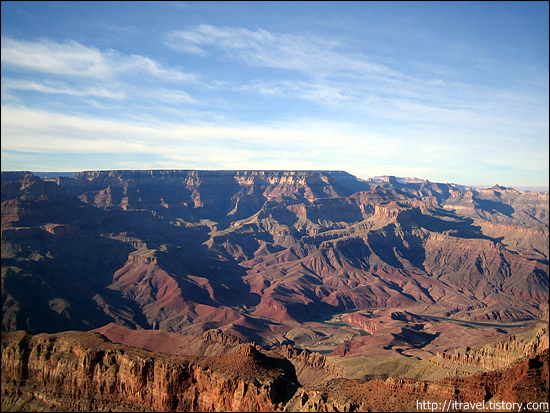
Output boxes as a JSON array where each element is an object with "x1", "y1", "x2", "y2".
[{"x1": 2, "y1": 328, "x2": 548, "y2": 412}]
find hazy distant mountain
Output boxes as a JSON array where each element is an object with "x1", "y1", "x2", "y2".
[{"x1": 31, "y1": 172, "x2": 78, "y2": 180}]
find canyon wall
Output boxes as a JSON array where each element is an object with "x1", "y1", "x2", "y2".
[
  {"x1": 2, "y1": 329, "x2": 548, "y2": 412},
  {"x1": 437, "y1": 309, "x2": 549, "y2": 370},
  {"x1": 285, "y1": 349, "x2": 549, "y2": 412},
  {"x1": 2, "y1": 170, "x2": 548, "y2": 387},
  {"x1": 1, "y1": 330, "x2": 299, "y2": 412}
]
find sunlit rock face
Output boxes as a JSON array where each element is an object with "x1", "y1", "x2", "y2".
[
  {"x1": 0, "y1": 330, "x2": 300, "y2": 412},
  {"x1": 1, "y1": 328, "x2": 547, "y2": 412},
  {"x1": 1, "y1": 170, "x2": 548, "y2": 340},
  {"x1": 1, "y1": 170, "x2": 548, "y2": 411}
]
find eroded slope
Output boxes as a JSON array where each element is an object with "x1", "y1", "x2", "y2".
[{"x1": 1, "y1": 171, "x2": 548, "y2": 350}]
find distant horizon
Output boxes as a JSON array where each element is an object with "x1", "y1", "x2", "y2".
[
  {"x1": 2, "y1": 2, "x2": 548, "y2": 187},
  {"x1": 2, "y1": 168, "x2": 548, "y2": 191}
]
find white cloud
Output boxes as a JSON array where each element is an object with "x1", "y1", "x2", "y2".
[
  {"x1": 0, "y1": 104, "x2": 388, "y2": 157},
  {"x1": 1, "y1": 78, "x2": 126, "y2": 100},
  {"x1": 1, "y1": 19, "x2": 547, "y2": 187},
  {"x1": 1, "y1": 37, "x2": 197, "y2": 82},
  {"x1": 140, "y1": 88, "x2": 198, "y2": 105},
  {"x1": 115, "y1": 54, "x2": 198, "y2": 82},
  {"x1": 163, "y1": 24, "x2": 549, "y2": 135},
  {"x1": 239, "y1": 79, "x2": 351, "y2": 105},
  {"x1": 1, "y1": 38, "x2": 114, "y2": 78},
  {"x1": 1, "y1": 103, "x2": 547, "y2": 186},
  {"x1": 165, "y1": 25, "x2": 400, "y2": 80}
]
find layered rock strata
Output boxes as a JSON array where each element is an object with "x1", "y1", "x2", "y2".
[
  {"x1": 1, "y1": 330, "x2": 299, "y2": 412},
  {"x1": 437, "y1": 309, "x2": 549, "y2": 370},
  {"x1": 285, "y1": 349, "x2": 549, "y2": 412},
  {"x1": 2, "y1": 329, "x2": 548, "y2": 412},
  {"x1": 2, "y1": 171, "x2": 548, "y2": 346}
]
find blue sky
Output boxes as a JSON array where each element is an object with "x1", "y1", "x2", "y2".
[{"x1": 1, "y1": 1, "x2": 548, "y2": 187}]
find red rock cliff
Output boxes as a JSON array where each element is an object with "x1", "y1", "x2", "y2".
[{"x1": 1, "y1": 330, "x2": 299, "y2": 412}]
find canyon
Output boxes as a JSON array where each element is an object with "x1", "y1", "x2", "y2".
[
  {"x1": 1, "y1": 315, "x2": 548, "y2": 412},
  {"x1": 1, "y1": 169, "x2": 548, "y2": 410}
]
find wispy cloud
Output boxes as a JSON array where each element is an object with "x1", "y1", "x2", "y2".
[
  {"x1": 1, "y1": 78, "x2": 126, "y2": 99},
  {"x1": 2, "y1": 103, "x2": 546, "y2": 185},
  {"x1": 165, "y1": 25, "x2": 401, "y2": 80},
  {"x1": 0, "y1": 37, "x2": 208, "y2": 119},
  {"x1": 164, "y1": 24, "x2": 548, "y2": 134},
  {"x1": 1, "y1": 1, "x2": 547, "y2": 187},
  {"x1": 237, "y1": 79, "x2": 352, "y2": 106},
  {"x1": 115, "y1": 53, "x2": 198, "y2": 82},
  {"x1": 0, "y1": 103, "x2": 389, "y2": 157},
  {"x1": 1, "y1": 37, "x2": 198, "y2": 83},
  {"x1": 139, "y1": 87, "x2": 198, "y2": 105},
  {"x1": 1, "y1": 38, "x2": 114, "y2": 78}
]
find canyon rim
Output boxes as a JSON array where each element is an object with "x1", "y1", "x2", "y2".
[{"x1": 1, "y1": 170, "x2": 548, "y2": 412}]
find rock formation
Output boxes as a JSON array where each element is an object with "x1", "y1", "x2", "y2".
[
  {"x1": 437, "y1": 309, "x2": 549, "y2": 370},
  {"x1": 1, "y1": 330, "x2": 300, "y2": 412},
  {"x1": 1, "y1": 170, "x2": 548, "y2": 354},
  {"x1": 93, "y1": 323, "x2": 341, "y2": 388},
  {"x1": 342, "y1": 312, "x2": 382, "y2": 334},
  {"x1": 1, "y1": 328, "x2": 548, "y2": 412},
  {"x1": 284, "y1": 349, "x2": 549, "y2": 412}
]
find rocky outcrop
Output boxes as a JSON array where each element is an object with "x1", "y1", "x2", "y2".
[
  {"x1": 2, "y1": 327, "x2": 548, "y2": 412},
  {"x1": 93, "y1": 324, "x2": 246, "y2": 358},
  {"x1": 57, "y1": 170, "x2": 365, "y2": 215},
  {"x1": 273, "y1": 344, "x2": 342, "y2": 387},
  {"x1": 93, "y1": 323, "x2": 341, "y2": 388},
  {"x1": 342, "y1": 312, "x2": 382, "y2": 334},
  {"x1": 374, "y1": 202, "x2": 420, "y2": 222},
  {"x1": 1, "y1": 330, "x2": 300, "y2": 412},
  {"x1": 1, "y1": 171, "x2": 548, "y2": 347},
  {"x1": 437, "y1": 310, "x2": 549, "y2": 370},
  {"x1": 285, "y1": 349, "x2": 549, "y2": 412},
  {"x1": 0, "y1": 174, "x2": 66, "y2": 202}
]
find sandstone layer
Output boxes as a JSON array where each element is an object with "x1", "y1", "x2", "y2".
[
  {"x1": 1, "y1": 330, "x2": 299, "y2": 412},
  {"x1": 1, "y1": 328, "x2": 548, "y2": 412},
  {"x1": 436, "y1": 308, "x2": 549, "y2": 370},
  {"x1": 2, "y1": 170, "x2": 549, "y2": 382},
  {"x1": 285, "y1": 349, "x2": 549, "y2": 412},
  {"x1": 2, "y1": 171, "x2": 547, "y2": 341}
]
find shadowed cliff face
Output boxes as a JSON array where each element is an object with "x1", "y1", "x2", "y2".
[{"x1": 1, "y1": 171, "x2": 548, "y2": 348}]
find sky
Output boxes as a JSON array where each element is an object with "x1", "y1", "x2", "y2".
[{"x1": 1, "y1": 1, "x2": 548, "y2": 187}]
